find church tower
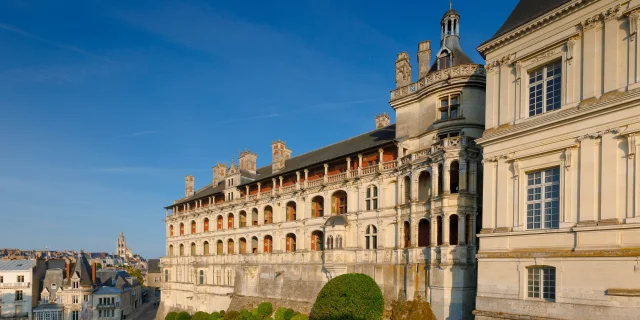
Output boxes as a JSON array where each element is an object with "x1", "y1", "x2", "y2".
[{"x1": 117, "y1": 232, "x2": 129, "y2": 258}]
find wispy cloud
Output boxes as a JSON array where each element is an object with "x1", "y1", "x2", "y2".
[
  {"x1": 120, "y1": 130, "x2": 157, "y2": 138},
  {"x1": 0, "y1": 23, "x2": 108, "y2": 62},
  {"x1": 215, "y1": 113, "x2": 281, "y2": 125}
]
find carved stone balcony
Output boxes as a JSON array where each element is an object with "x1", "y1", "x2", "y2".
[{"x1": 0, "y1": 282, "x2": 30, "y2": 288}]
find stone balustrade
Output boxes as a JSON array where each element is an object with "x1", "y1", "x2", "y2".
[{"x1": 390, "y1": 64, "x2": 485, "y2": 101}]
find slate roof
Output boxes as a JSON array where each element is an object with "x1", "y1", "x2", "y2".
[
  {"x1": 42, "y1": 269, "x2": 64, "y2": 301},
  {"x1": 94, "y1": 286, "x2": 123, "y2": 295},
  {"x1": 66, "y1": 253, "x2": 94, "y2": 287},
  {"x1": 167, "y1": 124, "x2": 397, "y2": 208},
  {"x1": 0, "y1": 259, "x2": 35, "y2": 270},
  {"x1": 480, "y1": 0, "x2": 571, "y2": 49},
  {"x1": 147, "y1": 259, "x2": 160, "y2": 273},
  {"x1": 46, "y1": 259, "x2": 66, "y2": 271},
  {"x1": 97, "y1": 270, "x2": 132, "y2": 289}
]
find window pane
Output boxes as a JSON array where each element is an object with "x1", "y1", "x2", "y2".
[
  {"x1": 373, "y1": 199, "x2": 378, "y2": 209},
  {"x1": 441, "y1": 99, "x2": 449, "y2": 107},
  {"x1": 450, "y1": 96, "x2": 459, "y2": 105},
  {"x1": 450, "y1": 107, "x2": 458, "y2": 119},
  {"x1": 373, "y1": 186, "x2": 377, "y2": 197},
  {"x1": 441, "y1": 110, "x2": 448, "y2": 121}
]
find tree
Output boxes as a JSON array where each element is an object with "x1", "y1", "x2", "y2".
[
  {"x1": 310, "y1": 273, "x2": 384, "y2": 320},
  {"x1": 193, "y1": 312, "x2": 210, "y2": 320},
  {"x1": 96, "y1": 263, "x2": 102, "y2": 270},
  {"x1": 125, "y1": 267, "x2": 145, "y2": 286}
]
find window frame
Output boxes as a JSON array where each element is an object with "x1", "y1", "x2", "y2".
[
  {"x1": 365, "y1": 225, "x2": 378, "y2": 250},
  {"x1": 527, "y1": 60, "x2": 562, "y2": 117},
  {"x1": 526, "y1": 167, "x2": 560, "y2": 230},
  {"x1": 365, "y1": 185, "x2": 378, "y2": 211},
  {"x1": 437, "y1": 93, "x2": 461, "y2": 121},
  {"x1": 527, "y1": 266, "x2": 556, "y2": 301}
]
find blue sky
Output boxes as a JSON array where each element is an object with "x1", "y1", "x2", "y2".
[{"x1": 0, "y1": 0, "x2": 515, "y2": 258}]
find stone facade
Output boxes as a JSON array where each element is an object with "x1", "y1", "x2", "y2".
[
  {"x1": 475, "y1": 0, "x2": 640, "y2": 319},
  {"x1": 116, "y1": 232, "x2": 133, "y2": 260},
  {"x1": 160, "y1": 5, "x2": 484, "y2": 320}
]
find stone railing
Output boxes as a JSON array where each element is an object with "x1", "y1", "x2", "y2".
[
  {"x1": 327, "y1": 172, "x2": 346, "y2": 183},
  {"x1": 361, "y1": 166, "x2": 377, "y2": 175},
  {"x1": 0, "y1": 282, "x2": 30, "y2": 288},
  {"x1": 307, "y1": 179, "x2": 323, "y2": 188},
  {"x1": 248, "y1": 194, "x2": 257, "y2": 201},
  {"x1": 348, "y1": 170, "x2": 358, "y2": 178},
  {"x1": 281, "y1": 184, "x2": 297, "y2": 194},
  {"x1": 382, "y1": 161, "x2": 397, "y2": 170},
  {"x1": 390, "y1": 64, "x2": 486, "y2": 100}
]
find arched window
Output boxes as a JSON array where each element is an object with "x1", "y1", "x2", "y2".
[
  {"x1": 239, "y1": 211, "x2": 247, "y2": 228},
  {"x1": 365, "y1": 225, "x2": 377, "y2": 250},
  {"x1": 164, "y1": 269, "x2": 169, "y2": 282},
  {"x1": 191, "y1": 221, "x2": 196, "y2": 234},
  {"x1": 251, "y1": 236, "x2": 259, "y2": 254},
  {"x1": 204, "y1": 218, "x2": 209, "y2": 232},
  {"x1": 203, "y1": 241, "x2": 210, "y2": 255},
  {"x1": 437, "y1": 216, "x2": 443, "y2": 246},
  {"x1": 418, "y1": 219, "x2": 430, "y2": 247},
  {"x1": 227, "y1": 213, "x2": 234, "y2": 229},
  {"x1": 216, "y1": 240, "x2": 223, "y2": 255},
  {"x1": 403, "y1": 176, "x2": 411, "y2": 204},
  {"x1": 169, "y1": 225, "x2": 174, "y2": 237},
  {"x1": 251, "y1": 208, "x2": 259, "y2": 226},
  {"x1": 286, "y1": 233, "x2": 296, "y2": 252},
  {"x1": 239, "y1": 238, "x2": 247, "y2": 254},
  {"x1": 264, "y1": 206, "x2": 273, "y2": 224},
  {"x1": 190, "y1": 242, "x2": 196, "y2": 256},
  {"x1": 449, "y1": 214, "x2": 459, "y2": 245},
  {"x1": 227, "y1": 239, "x2": 235, "y2": 254},
  {"x1": 438, "y1": 163, "x2": 444, "y2": 195},
  {"x1": 286, "y1": 201, "x2": 296, "y2": 221},
  {"x1": 168, "y1": 245, "x2": 174, "y2": 257},
  {"x1": 263, "y1": 235, "x2": 273, "y2": 253},
  {"x1": 311, "y1": 196, "x2": 324, "y2": 218},
  {"x1": 366, "y1": 186, "x2": 378, "y2": 210},
  {"x1": 180, "y1": 223, "x2": 185, "y2": 236},
  {"x1": 331, "y1": 190, "x2": 348, "y2": 215},
  {"x1": 199, "y1": 270, "x2": 205, "y2": 285},
  {"x1": 336, "y1": 236, "x2": 343, "y2": 249},
  {"x1": 418, "y1": 171, "x2": 431, "y2": 201},
  {"x1": 327, "y1": 236, "x2": 334, "y2": 250},
  {"x1": 217, "y1": 216, "x2": 223, "y2": 230},
  {"x1": 403, "y1": 221, "x2": 411, "y2": 248},
  {"x1": 311, "y1": 231, "x2": 324, "y2": 251},
  {"x1": 179, "y1": 244, "x2": 185, "y2": 256},
  {"x1": 450, "y1": 161, "x2": 460, "y2": 193}
]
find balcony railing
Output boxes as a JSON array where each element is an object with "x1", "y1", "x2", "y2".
[
  {"x1": 361, "y1": 166, "x2": 377, "y2": 175},
  {"x1": 281, "y1": 184, "x2": 297, "y2": 194},
  {"x1": 0, "y1": 282, "x2": 30, "y2": 288},
  {"x1": 382, "y1": 161, "x2": 396, "y2": 170},
  {"x1": 96, "y1": 303, "x2": 119, "y2": 309},
  {"x1": 307, "y1": 179, "x2": 323, "y2": 188},
  {"x1": 327, "y1": 172, "x2": 346, "y2": 183}
]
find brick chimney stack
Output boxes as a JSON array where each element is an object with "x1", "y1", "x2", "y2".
[
  {"x1": 91, "y1": 262, "x2": 97, "y2": 284},
  {"x1": 185, "y1": 175, "x2": 194, "y2": 197},
  {"x1": 375, "y1": 112, "x2": 391, "y2": 129},
  {"x1": 239, "y1": 150, "x2": 258, "y2": 175},
  {"x1": 65, "y1": 262, "x2": 71, "y2": 279},
  {"x1": 272, "y1": 140, "x2": 292, "y2": 173},
  {"x1": 212, "y1": 162, "x2": 227, "y2": 186},
  {"x1": 417, "y1": 40, "x2": 432, "y2": 79}
]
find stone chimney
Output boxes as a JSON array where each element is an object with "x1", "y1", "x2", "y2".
[
  {"x1": 417, "y1": 40, "x2": 432, "y2": 79},
  {"x1": 65, "y1": 262, "x2": 71, "y2": 279},
  {"x1": 272, "y1": 140, "x2": 292, "y2": 172},
  {"x1": 375, "y1": 112, "x2": 391, "y2": 129},
  {"x1": 91, "y1": 262, "x2": 96, "y2": 284},
  {"x1": 185, "y1": 175, "x2": 194, "y2": 197},
  {"x1": 395, "y1": 52, "x2": 412, "y2": 88},
  {"x1": 212, "y1": 162, "x2": 227, "y2": 186},
  {"x1": 239, "y1": 150, "x2": 257, "y2": 174}
]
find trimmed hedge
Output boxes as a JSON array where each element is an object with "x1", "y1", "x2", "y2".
[
  {"x1": 290, "y1": 315, "x2": 308, "y2": 320},
  {"x1": 208, "y1": 312, "x2": 222, "y2": 320},
  {"x1": 257, "y1": 302, "x2": 273, "y2": 318},
  {"x1": 223, "y1": 310, "x2": 240, "y2": 320},
  {"x1": 193, "y1": 311, "x2": 210, "y2": 320},
  {"x1": 390, "y1": 295, "x2": 436, "y2": 320},
  {"x1": 310, "y1": 273, "x2": 384, "y2": 320},
  {"x1": 166, "y1": 312, "x2": 178, "y2": 320},
  {"x1": 176, "y1": 311, "x2": 192, "y2": 320}
]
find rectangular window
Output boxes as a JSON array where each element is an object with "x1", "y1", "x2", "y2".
[
  {"x1": 526, "y1": 167, "x2": 560, "y2": 229},
  {"x1": 528, "y1": 267, "x2": 556, "y2": 300},
  {"x1": 73, "y1": 295, "x2": 79, "y2": 304},
  {"x1": 17, "y1": 275, "x2": 24, "y2": 282},
  {"x1": 15, "y1": 290, "x2": 23, "y2": 301},
  {"x1": 84, "y1": 295, "x2": 88, "y2": 302},
  {"x1": 529, "y1": 60, "x2": 562, "y2": 116},
  {"x1": 72, "y1": 311, "x2": 79, "y2": 320}
]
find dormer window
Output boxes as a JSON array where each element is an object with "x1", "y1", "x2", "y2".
[
  {"x1": 51, "y1": 283, "x2": 56, "y2": 290},
  {"x1": 72, "y1": 281, "x2": 79, "y2": 289},
  {"x1": 438, "y1": 51, "x2": 452, "y2": 70}
]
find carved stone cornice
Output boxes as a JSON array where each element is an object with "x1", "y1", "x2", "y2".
[
  {"x1": 390, "y1": 64, "x2": 485, "y2": 101},
  {"x1": 477, "y1": 247, "x2": 640, "y2": 259},
  {"x1": 576, "y1": 128, "x2": 619, "y2": 141}
]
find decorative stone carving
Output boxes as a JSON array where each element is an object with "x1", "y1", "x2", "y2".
[{"x1": 395, "y1": 52, "x2": 412, "y2": 88}]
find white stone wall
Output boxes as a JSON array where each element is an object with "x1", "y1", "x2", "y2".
[
  {"x1": 0, "y1": 268, "x2": 34, "y2": 319},
  {"x1": 476, "y1": 0, "x2": 640, "y2": 318}
]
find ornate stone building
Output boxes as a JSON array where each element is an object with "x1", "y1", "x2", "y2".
[
  {"x1": 116, "y1": 232, "x2": 133, "y2": 260},
  {"x1": 475, "y1": 0, "x2": 640, "y2": 319},
  {"x1": 160, "y1": 5, "x2": 484, "y2": 320}
]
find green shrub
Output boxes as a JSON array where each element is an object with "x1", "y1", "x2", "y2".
[
  {"x1": 257, "y1": 302, "x2": 273, "y2": 318},
  {"x1": 283, "y1": 309, "x2": 297, "y2": 320},
  {"x1": 223, "y1": 310, "x2": 240, "y2": 320},
  {"x1": 219, "y1": 310, "x2": 226, "y2": 316},
  {"x1": 193, "y1": 311, "x2": 210, "y2": 320},
  {"x1": 274, "y1": 307, "x2": 287, "y2": 320},
  {"x1": 239, "y1": 309, "x2": 259, "y2": 320},
  {"x1": 166, "y1": 312, "x2": 178, "y2": 320},
  {"x1": 208, "y1": 312, "x2": 222, "y2": 320},
  {"x1": 390, "y1": 296, "x2": 436, "y2": 320},
  {"x1": 290, "y1": 315, "x2": 308, "y2": 320},
  {"x1": 310, "y1": 273, "x2": 384, "y2": 320},
  {"x1": 176, "y1": 312, "x2": 192, "y2": 320}
]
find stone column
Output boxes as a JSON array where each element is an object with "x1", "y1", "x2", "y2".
[
  {"x1": 304, "y1": 169, "x2": 309, "y2": 188},
  {"x1": 279, "y1": 176, "x2": 284, "y2": 194},
  {"x1": 346, "y1": 157, "x2": 352, "y2": 178},
  {"x1": 245, "y1": 186, "x2": 250, "y2": 201},
  {"x1": 257, "y1": 182, "x2": 261, "y2": 198},
  {"x1": 469, "y1": 160, "x2": 477, "y2": 194},
  {"x1": 430, "y1": 215, "x2": 438, "y2": 246},
  {"x1": 358, "y1": 154, "x2": 363, "y2": 175},
  {"x1": 458, "y1": 213, "x2": 466, "y2": 245},
  {"x1": 378, "y1": 148, "x2": 384, "y2": 171},
  {"x1": 443, "y1": 160, "x2": 451, "y2": 194},
  {"x1": 271, "y1": 178, "x2": 277, "y2": 197},
  {"x1": 459, "y1": 158, "x2": 467, "y2": 192},
  {"x1": 632, "y1": 135, "x2": 640, "y2": 220},
  {"x1": 443, "y1": 215, "x2": 450, "y2": 245},
  {"x1": 431, "y1": 163, "x2": 440, "y2": 196},
  {"x1": 296, "y1": 171, "x2": 301, "y2": 189},
  {"x1": 469, "y1": 214, "x2": 476, "y2": 245},
  {"x1": 324, "y1": 164, "x2": 329, "y2": 183}
]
